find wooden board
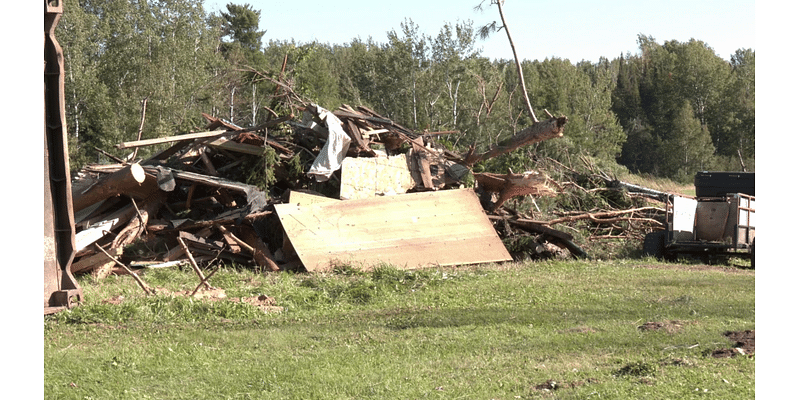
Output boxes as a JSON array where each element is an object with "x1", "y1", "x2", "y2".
[
  {"x1": 287, "y1": 190, "x2": 339, "y2": 206},
  {"x1": 274, "y1": 189, "x2": 511, "y2": 271},
  {"x1": 339, "y1": 155, "x2": 416, "y2": 200}
]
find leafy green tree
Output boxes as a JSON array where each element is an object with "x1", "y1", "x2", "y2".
[
  {"x1": 60, "y1": 0, "x2": 229, "y2": 168},
  {"x1": 520, "y1": 58, "x2": 624, "y2": 162},
  {"x1": 427, "y1": 20, "x2": 481, "y2": 132},
  {"x1": 613, "y1": 35, "x2": 754, "y2": 178},
  {"x1": 660, "y1": 100, "x2": 716, "y2": 181},
  {"x1": 219, "y1": 3, "x2": 265, "y2": 55},
  {"x1": 613, "y1": 53, "x2": 657, "y2": 173},
  {"x1": 213, "y1": 3, "x2": 272, "y2": 126},
  {"x1": 719, "y1": 48, "x2": 755, "y2": 160},
  {"x1": 59, "y1": 0, "x2": 114, "y2": 166}
]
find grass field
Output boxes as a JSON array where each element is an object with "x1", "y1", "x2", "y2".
[{"x1": 43, "y1": 258, "x2": 755, "y2": 399}]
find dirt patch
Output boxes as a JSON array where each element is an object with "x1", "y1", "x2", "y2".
[
  {"x1": 181, "y1": 287, "x2": 228, "y2": 300},
  {"x1": 102, "y1": 295, "x2": 126, "y2": 305},
  {"x1": 638, "y1": 320, "x2": 685, "y2": 333},
  {"x1": 234, "y1": 294, "x2": 284, "y2": 313},
  {"x1": 100, "y1": 290, "x2": 283, "y2": 313},
  {"x1": 711, "y1": 330, "x2": 755, "y2": 358},
  {"x1": 533, "y1": 378, "x2": 598, "y2": 392}
]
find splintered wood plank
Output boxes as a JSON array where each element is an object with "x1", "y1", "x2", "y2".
[
  {"x1": 205, "y1": 136, "x2": 265, "y2": 155},
  {"x1": 274, "y1": 189, "x2": 511, "y2": 271},
  {"x1": 116, "y1": 130, "x2": 227, "y2": 149}
]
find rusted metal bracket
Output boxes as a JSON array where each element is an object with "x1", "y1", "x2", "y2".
[{"x1": 45, "y1": 0, "x2": 83, "y2": 314}]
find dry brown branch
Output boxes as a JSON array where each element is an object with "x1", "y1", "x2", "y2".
[
  {"x1": 543, "y1": 207, "x2": 665, "y2": 226},
  {"x1": 463, "y1": 116, "x2": 567, "y2": 166},
  {"x1": 95, "y1": 244, "x2": 155, "y2": 295},
  {"x1": 190, "y1": 258, "x2": 224, "y2": 296},
  {"x1": 177, "y1": 236, "x2": 212, "y2": 290}
]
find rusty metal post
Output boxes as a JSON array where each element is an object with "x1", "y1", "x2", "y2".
[{"x1": 45, "y1": 0, "x2": 82, "y2": 314}]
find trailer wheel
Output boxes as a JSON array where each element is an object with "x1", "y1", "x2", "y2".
[{"x1": 643, "y1": 231, "x2": 666, "y2": 259}]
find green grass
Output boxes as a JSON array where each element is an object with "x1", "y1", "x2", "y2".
[{"x1": 44, "y1": 260, "x2": 755, "y2": 399}]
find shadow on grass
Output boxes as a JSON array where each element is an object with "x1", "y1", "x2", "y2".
[{"x1": 381, "y1": 306, "x2": 625, "y2": 331}]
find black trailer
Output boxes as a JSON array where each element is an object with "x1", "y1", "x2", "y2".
[{"x1": 643, "y1": 172, "x2": 755, "y2": 266}]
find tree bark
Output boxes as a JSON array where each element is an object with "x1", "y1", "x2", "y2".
[
  {"x1": 72, "y1": 163, "x2": 159, "y2": 213},
  {"x1": 475, "y1": 169, "x2": 558, "y2": 211},
  {"x1": 462, "y1": 116, "x2": 567, "y2": 166}
]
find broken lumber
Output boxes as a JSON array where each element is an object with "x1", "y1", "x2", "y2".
[
  {"x1": 110, "y1": 194, "x2": 164, "y2": 250},
  {"x1": 177, "y1": 236, "x2": 212, "y2": 290},
  {"x1": 74, "y1": 204, "x2": 135, "y2": 252},
  {"x1": 340, "y1": 155, "x2": 416, "y2": 200},
  {"x1": 116, "y1": 130, "x2": 228, "y2": 149},
  {"x1": 236, "y1": 225, "x2": 281, "y2": 272},
  {"x1": 71, "y1": 246, "x2": 123, "y2": 274}
]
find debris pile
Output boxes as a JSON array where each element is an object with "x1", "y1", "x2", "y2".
[
  {"x1": 71, "y1": 103, "x2": 537, "y2": 278},
  {"x1": 69, "y1": 100, "x2": 664, "y2": 280}
]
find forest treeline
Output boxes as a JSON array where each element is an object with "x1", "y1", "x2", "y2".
[{"x1": 59, "y1": 0, "x2": 754, "y2": 182}]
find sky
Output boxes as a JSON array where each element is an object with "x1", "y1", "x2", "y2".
[{"x1": 203, "y1": 0, "x2": 755, "y2": 62}]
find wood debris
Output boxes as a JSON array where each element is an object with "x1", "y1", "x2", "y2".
[
  {"x1": 70, "y1": 94, "x2": 656, "y2": 280},
  {"x1": 69, "y1": 102, "x2": 519, "y2": 278}
]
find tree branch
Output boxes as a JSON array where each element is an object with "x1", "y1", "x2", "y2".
[{"x1": 463, "y1": 116, "x2": 567, "y2": 165}]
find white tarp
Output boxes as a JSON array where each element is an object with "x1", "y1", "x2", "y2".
[{"x1": 304, "y1": 104, "x2": 352, "y2": 182}]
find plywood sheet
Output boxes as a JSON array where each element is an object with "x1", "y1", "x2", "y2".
[
  {"x1": 287, "y1": 190, "x2": 339, "y2": 206},
  {"x1": 339, "y1": 155, "x2": 416, "y2": 200},
  {"x1": 274, "y1": 189, "x2": 511, "y2": 271}
]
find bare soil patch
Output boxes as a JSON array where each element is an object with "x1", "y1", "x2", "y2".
[
  {"x1": 100, "y1": 289, "x2": 284, "y2": 313},
  {"x1": 638, "y1": 320, "x2": 685, "y2": 333},
  {"x1": 233, "y1": 294, "x2": 284, "y2": 313},
  {"x1": 533, "y1": 378, "x2": 599, "y2": 392},
  {"x1": 711, "y1": 330, "x2": 755, "y2": 358}
]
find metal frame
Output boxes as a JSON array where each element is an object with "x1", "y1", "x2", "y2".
[
  {"x1": 45, "y1": 0, "x2": 83, "y2": 314},
  {"x1": 662, "y1": 192, "x2": 754, "y2": 261}
]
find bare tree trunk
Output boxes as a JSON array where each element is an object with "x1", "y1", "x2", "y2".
[
  {"x1": 495, "y1": 0, "x2": 538, "y2": 123},
  {"x1": 252, "y1": 82, "x2": 257, "y2": 126},
  {"x1": 230, "y1": 86, "x2": 235, "y2": 122}
]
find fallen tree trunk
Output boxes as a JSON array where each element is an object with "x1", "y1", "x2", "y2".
[
  {"x1": 475, "y1": 170, "x2": 559, "y2": 212},
  {"x1": 72, "y1": 163, "x2": 159, "y2": 213},
  {"x1": 462, "y1": 116, "x2": 567, "y2": 166}
]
